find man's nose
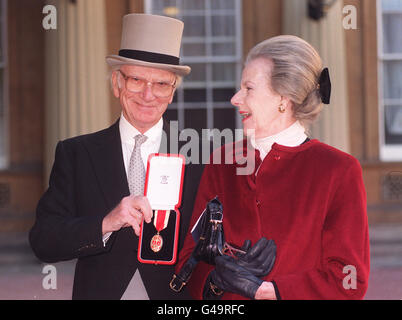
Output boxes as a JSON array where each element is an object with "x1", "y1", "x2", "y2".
[{"x1": 142, "y1": 83, "x2": 156, "y2": 101}]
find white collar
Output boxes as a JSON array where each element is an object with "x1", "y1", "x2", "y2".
[
  {"x1": 251, "y1": 121, "x2": 307, "y2": 160},
  {"x1": 119, "y1": 113, "x2": 163, "y2": 145}
]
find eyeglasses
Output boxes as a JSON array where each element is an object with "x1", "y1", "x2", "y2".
[{"x1": 118, "y1": 70, "x2": 176, "y2": 98}]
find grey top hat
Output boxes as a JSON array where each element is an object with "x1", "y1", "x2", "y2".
[{"x1": 106, "y1": 14, "x2": 191, "y2": 76}]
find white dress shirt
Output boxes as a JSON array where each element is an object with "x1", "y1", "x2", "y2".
[
  {"x1": 119, "y1": 112, "x2": 164, "y2": 173},
  {"x1": 250, "y1": 120, "x2": 308, "y2": 162},
  {"x1": 104, "y1": 114, "x2": 164, "y2": 300},
  {"x1": 102, "y1": 113, "x2": 163, "y2": 245}
]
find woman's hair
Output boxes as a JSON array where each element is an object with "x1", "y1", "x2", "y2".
[{"x1": 245, "y1": 35, "x2": 324, "y2": 127}]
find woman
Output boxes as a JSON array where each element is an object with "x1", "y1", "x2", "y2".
[{"x1": 176, "y1": 35, "x2": 369, "y2": 300}]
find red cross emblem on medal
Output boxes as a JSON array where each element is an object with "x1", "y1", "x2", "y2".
[{"x1": 150, "y1": 233, "x2": 163, "y2": 252}]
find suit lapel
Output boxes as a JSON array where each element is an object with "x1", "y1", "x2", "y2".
[
  {"x1": 83, "y1": 119, "x2": 129, "y2": 211},
  {"x1": 160, "y1": 119, "x2": 176, "y2": 154},
  {"x1": 83, "y1": 118, "x2": 178, "y2": 211}
]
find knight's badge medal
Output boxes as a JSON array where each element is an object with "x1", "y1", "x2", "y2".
[{"x1": 150, "y1": 210, "x2": 169, "y2": 252}]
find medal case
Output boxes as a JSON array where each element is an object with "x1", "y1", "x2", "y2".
[{"x1": 138, "y1": 153, "x2": 185, "y2": 265}]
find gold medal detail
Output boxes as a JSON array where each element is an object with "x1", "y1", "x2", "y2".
[
  {"x1": 150, "y1": 210, "x2": 169, "y2": 253},
  {"x1": 150, "y1": 233, "x2": 163, "y2": 252}
]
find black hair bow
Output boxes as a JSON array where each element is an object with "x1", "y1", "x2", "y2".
[{"x1": 318, "y1": 67, "x2": 331, "y2": 104}]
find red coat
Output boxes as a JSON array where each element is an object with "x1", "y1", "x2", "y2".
[{"x1": 177, "y1": 139, "x2": 370, "y2": 300}]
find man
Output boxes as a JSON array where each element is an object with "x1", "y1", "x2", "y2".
[{"x1": 29, "y1": 14, "x2": 205, "y2": 300}]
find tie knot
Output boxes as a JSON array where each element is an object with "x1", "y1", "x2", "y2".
[{"x1": 134, "y1": 134, "x2": 148, "y2": 146}]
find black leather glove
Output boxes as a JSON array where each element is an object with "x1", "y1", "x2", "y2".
[
  {"x1": 235, "y1": 238, "x2": 276, "y2": 278},
  {"x1": 202, "y1": 237, "x2": 276, "y2": 299},
  {"x1": 210, "y1": 255, "x2": 264, "y2": 299}
]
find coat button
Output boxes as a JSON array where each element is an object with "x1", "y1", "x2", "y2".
[
  {"x1": 256, "y1": 199, "x2": 261, "y2": 207},
  {"x1": 274, "y1": 155, "x2": 281, "y2": 160}
]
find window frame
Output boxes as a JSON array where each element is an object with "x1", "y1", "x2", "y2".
[
  {"x1": 144, "y1": 0, "x2": 243, "y2": 132},
  {"x1": 377, "y1": 0, "x2": 402, "y2": 161},
  {"x1": 0, "y1": 0, "x2": 9, "y2": 169}
]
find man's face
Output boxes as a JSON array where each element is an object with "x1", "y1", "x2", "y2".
[{"x1": 112, "y1": 65, "x2": 176, "y2": 133}]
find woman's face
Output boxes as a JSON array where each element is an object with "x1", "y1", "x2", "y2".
[{"x1": 231, "y1": 58, "x2": 289, "y2": 139}]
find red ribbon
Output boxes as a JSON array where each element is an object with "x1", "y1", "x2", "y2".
[{"x1": 155, "y1": 210, "x2": 167, "y2": 232}]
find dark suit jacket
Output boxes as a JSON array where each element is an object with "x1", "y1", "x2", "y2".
[{"x1": 29, "y1": 119, "x2": 207, "y2": 299}]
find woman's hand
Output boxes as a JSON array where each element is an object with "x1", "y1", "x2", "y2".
[
  {"x1": 210, "y1": 255, "x2": 264, "y2": 299},
  {"x1": 203, "y1": 237, "x2": 277, "y2": 299},
  {"x1": 255, "y1": 281, "x2": 277, "y2": 300},
  {"x1": 209, "y1": 258, "x2": 277, "y2": 300},
  {"x1": 236, "y1": 238, "x2": 276, "y2": 277}
]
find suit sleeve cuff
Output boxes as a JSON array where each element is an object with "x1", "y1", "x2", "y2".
[{"x1": 102, "y1": 232, "x2": 113, "y2": 247}]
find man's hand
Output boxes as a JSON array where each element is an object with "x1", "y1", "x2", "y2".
[{"x1": 102, "y1": 195, "x2": 152, "y2": 236}]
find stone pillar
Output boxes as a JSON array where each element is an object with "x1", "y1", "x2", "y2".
[
  {"x1": 44, "y1": 0, "x2": 111, "y2": 183},
  {"x1": 283, "y1": 0, "x2": 350, "y2": 153}
]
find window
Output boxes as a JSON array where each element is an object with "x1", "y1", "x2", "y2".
[
  {"x1": 377, "y1": 0, "x2": 402, "y2": 161},
  {"x1": 145, "y1": 0, "x2": 243, "y2": 134}
]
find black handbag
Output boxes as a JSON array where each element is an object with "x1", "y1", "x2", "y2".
[{"x1": 170, "y1": 196, "x2": 244, "y2": 292}]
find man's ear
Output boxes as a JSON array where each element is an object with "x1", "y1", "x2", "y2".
[
  {"x1": 111, "y1": 71, "x2": 120, "y2": 98},
  {"x1": 169, "y1": 87, "x2": 177, "y2": 104}
]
